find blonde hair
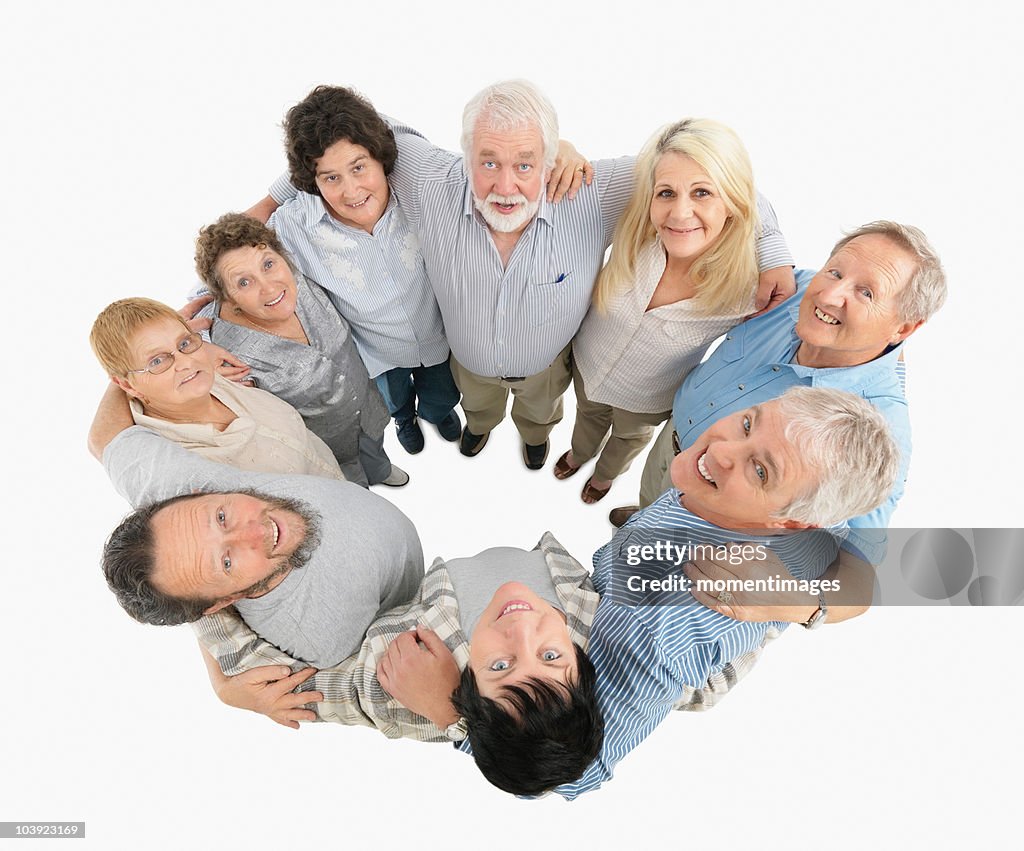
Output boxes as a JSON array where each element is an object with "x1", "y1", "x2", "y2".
[
  {"x1": 90, "y1": 298, "x2": 190, "y2": 377},
  {"x1": 595, "y1": 119, "x2": 758, "y2": 315}
]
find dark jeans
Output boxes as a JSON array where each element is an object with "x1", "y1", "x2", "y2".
[{"x1": 375, "y1": 359, "x2": 460, "y2": 424}]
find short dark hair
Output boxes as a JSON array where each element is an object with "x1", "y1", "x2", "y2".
[
  {"x1": 101, "y1": 494, "x2": 214, "y2": 626},
  {"x1": 451, "y1": 644, "x2": 603, "y2": 796},
  {"x1": 194, "y1": 213, "x2": 295, "y2": 301},
  {"x1": 284, "y1": 85, "x2": 398, "y2": 195}
]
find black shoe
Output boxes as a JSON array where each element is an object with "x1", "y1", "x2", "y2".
[
  {"x1": 608, "y1": 505, "x2": 639, "y2": 528},
  {"x1": 460, "y1": 427, "x2": 490, "y2": 457},
  {"x1": 435, "y1": 410, "x2": 462, "y2": 442},
  {"x1": 522, "y1": 440, "x2": 549, "y2": 470},
  {"x1": 396, "y1": 417, "x2": 424, "y2": 454}
]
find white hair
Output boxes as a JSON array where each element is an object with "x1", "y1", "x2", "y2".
[
  {"x1": 773, "y1": 387, "x2": 900, "y2": 527},
  {"x1": 830, "y1": 221, "x2": 947, "y2": 325},
  {"x1": 461, "y1": 79, "x2": 559, "y2": 173}
]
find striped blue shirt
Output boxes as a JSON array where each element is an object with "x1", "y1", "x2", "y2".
[
  {"x1": 552, "y1": 490, "x2": 842, "y2": 800},
  {"x1": 266, "y1": 189, "x2": 448, "y2": 379},
  {"x1": 384, "y1": 131, "x2": 634, "y2": 377}
]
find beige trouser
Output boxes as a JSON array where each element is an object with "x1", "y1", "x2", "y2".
[
  {"x1": 639, "y1": 417, "x2": 677, "y2": 507},
  {"x1": 570, "y1": 360, "x2": 670, "y2": 482},
  {"x1": 450, "y1": 344, "x2": 572, "y2": 446}
]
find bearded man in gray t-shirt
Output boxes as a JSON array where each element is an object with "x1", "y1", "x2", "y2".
[{"x1": 91, "y1": 385, "x2": 423, "y2": 667}]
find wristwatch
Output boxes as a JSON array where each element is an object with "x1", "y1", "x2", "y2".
[
  {"x1": 444, "y1": 717, "x2": 469, "y2": 742},
  {"x1": 802, "y1": 592, "x2": 828, "y2": 630}
]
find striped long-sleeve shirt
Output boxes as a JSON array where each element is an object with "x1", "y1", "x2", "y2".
[{"x1": 548, "y1": 489, "x2": 843, "y2": 800}]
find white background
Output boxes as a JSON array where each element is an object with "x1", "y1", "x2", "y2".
[{"x1": 3, "y1": 1, "x2": 1020, "y2": 848}]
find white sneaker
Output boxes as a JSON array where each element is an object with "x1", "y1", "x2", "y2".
[{"x1": 377, "y1": 465, "x2": 410, "y2": 487}]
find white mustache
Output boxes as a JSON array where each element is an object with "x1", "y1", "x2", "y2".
[{"x1": 484, "y1": 192, "x2": 529, "y2": 205}]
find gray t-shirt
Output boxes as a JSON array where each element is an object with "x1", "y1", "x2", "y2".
[
  {"x1": 445, "y1": 547, "x2": 562, "y2": 637},
  {"x1": 103, "y1": 427, "x2": 423, "y2": 666}
]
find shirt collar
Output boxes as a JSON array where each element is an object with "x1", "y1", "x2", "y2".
[
  {"x1": 298, "y1": 188, "x2": 397, "y2": 234},
  {"x1": 759, "y1": 284, "x2": 907, "y2": 393},
  {"x1": 533, "y1": 531, "x2": 599, "y2": 650},
  {"x1": 788, "y1": 338, "x2": 906, "y2": 394}
]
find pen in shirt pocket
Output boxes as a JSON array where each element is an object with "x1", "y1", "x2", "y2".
[{"x1": 555, "y1": 272, "x2": 571, "y2": 283}]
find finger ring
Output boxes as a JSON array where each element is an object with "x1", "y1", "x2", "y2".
[
  {"x1": 576, "y1": 166, "x2": 586, "y2": 173},
  {"x1": 717, "y1": 591, "x2": 733, "y2": 604}
]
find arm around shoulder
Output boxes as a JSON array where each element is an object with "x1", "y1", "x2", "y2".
[{"x1": 88, "y1": 382, "x2": 135, "y2": 461}]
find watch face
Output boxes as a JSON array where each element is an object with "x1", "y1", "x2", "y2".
[
  {"x1": 446, "y1": 719, "x2": 468, "y2": 741},
  {"x1": 805, "y1": 604, "x2": 828, "y2": 629}
]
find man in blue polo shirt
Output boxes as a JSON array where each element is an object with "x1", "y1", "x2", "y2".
[{"x1": 610, "y1": 220, "x2": 946, "y2": 624}]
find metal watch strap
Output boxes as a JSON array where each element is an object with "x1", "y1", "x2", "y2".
[{"x1": 802, "y1": 592, "x2": 828, "y2": 630}]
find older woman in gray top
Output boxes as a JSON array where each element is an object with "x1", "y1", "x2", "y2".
[{"x1": 194, "y1": 213, "x2": 406, "y2": 488}]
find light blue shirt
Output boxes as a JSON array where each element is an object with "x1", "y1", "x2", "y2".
[
  {"x1": 671, "y1": 269, "x2": 910, "y2": 562},
  {"x1": 552, "y1": 489, "x2": 842, "y2": 800},
  {"x1": 267, "y1": 189, "x2": 449, "y2": 379}
]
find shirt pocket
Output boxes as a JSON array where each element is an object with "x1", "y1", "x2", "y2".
[
  {"x1": 689, "y1": 325, "x2": 747, "y2": 389},
  {"x1": 526, "y1": 276, "x2": 572, "y2": 326}
]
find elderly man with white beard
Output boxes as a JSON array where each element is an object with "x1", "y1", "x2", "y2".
[{"x1": 252, "y1": 80, "x2": 796, "y2": 470}]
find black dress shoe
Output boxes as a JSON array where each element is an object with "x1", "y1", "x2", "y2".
[
  {"x1": 460, "y1": 427, "x2": 490, "y2": 457},
  {"x1": 522, "y1": 440, "x2": 549, "y2": 470},
  {"x1": 435, "y1": 410, "x2": 462, "y2": 442}
]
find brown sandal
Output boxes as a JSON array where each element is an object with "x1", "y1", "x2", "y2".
[
  {"x1": 581, "y1": 476, "x2": 612, "y2": 504},
  {"x1": 553, "y1": 450, "x2": 581, "y2": 480}
]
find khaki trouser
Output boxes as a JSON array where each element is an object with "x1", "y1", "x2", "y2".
[
  {"x1": 639, "y1": 417, "x2": 677, "y2": 506},
  {"x1": 570, "y1": 360, "x2": 670, "y2": 482},
  {"x1": 450, "y1": 344, "x2": 572, "y2": 446}
]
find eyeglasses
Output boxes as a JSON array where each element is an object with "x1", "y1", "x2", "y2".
[{"x1": 126, "y1": 332, "x2": 205, "y2": 376}]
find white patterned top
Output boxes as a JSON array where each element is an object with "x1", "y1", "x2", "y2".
[{"x1": 268, "y1": 190, "x2": 448, "y2": 378}]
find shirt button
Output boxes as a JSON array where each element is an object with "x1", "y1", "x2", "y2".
[
  {"x1": 688, "y1": 418, "x2": 693, "y2": 425},
  {"x1": 726, "y1": 335, "x2": 732, "y2": 341},
  {"x1": 708, "y1": 401, "x2": 714, "y2": 407},
  {"x1": 738, "y1": 384, "x2": 745, "y2": 390},
  {"x1": 772, "y1": 366, "x2": 780, "y2": 372}
]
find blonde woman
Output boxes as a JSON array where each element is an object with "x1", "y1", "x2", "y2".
[
  {"x1": 555, "y1": 119, "x2": 789, "y2": 503},
  {"x1": 89, "y1": 297, "x2": 345, "y2": 480}
]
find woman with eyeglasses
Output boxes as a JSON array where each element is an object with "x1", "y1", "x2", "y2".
[{"x1": 89, "y1": 297, "x2": 345, "y2": 479}]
